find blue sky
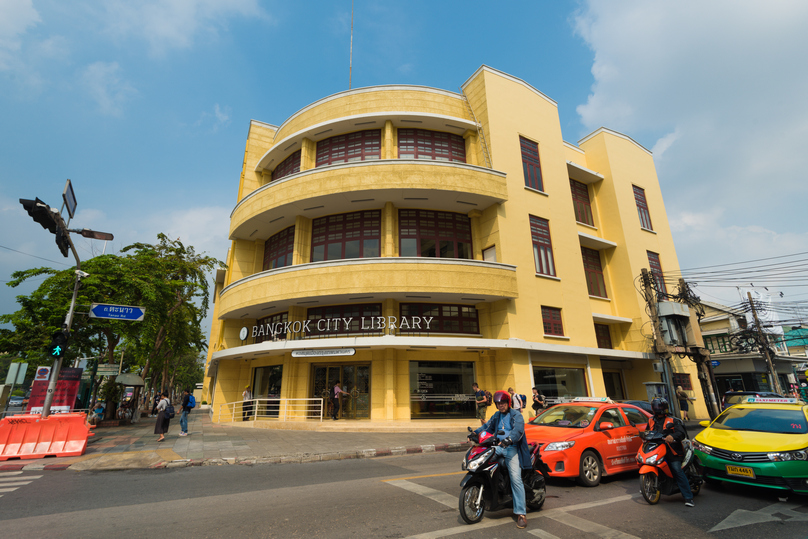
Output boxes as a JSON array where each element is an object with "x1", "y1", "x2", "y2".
[{"x1": 3, "y1": 0, "x2": 808, "y2": 337}]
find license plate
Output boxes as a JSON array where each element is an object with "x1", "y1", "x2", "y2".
[{"x1": 726, "y1": 465, "x2": 755, "y2": 478}]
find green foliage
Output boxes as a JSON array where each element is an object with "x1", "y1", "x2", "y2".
[{"x1": 0, "y1": 233, "x2": 224, "y2": 394}]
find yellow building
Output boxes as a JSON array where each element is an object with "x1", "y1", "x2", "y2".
[{"x1": 203, "y1": 65, "x2": 708, "y2": 424}]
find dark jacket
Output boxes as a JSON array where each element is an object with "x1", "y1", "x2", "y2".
[
  {"x1": 475, "y1": 408, "x2": 532, "y2": 469},
  {"x1": 649, "y1": 414, "x2": 687, "y2": 460},
  {"x1": 181, "y1": 394, "x2": 192, "y2": 413}
]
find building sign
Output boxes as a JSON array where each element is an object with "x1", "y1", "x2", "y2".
[
  {"x1": 249, "y1": 315, "x2": 435, "y2": 340},
  {"x1": 291, "y1": 349, "x2": 356, "y2": 358},
  {"x1": 27, "y1": 367, "x2": 83, "y2": 413}
]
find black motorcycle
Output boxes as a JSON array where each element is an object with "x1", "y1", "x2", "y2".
[{"x1": 459, "y1": 427, "x2": 549, "y2": 524}]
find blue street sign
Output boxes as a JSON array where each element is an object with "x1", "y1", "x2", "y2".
[
  {"x1": 89, "y1": 303, "x2": 146, "y2": 322},
  {"x1": 711, "y1": 360, "x2": 720, "y2": 367}
]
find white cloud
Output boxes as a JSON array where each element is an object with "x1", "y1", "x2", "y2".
[
  {"x1": 193, "y1": 103, "x2": 232, "y2": 133},
  {"x1": 97, "y1": 0, "x2": 265, "y2": 56},
  {"x1": 0, "y1": 0, "x2": 40, "y2": 70},
  {"x1": 80, "y1": 61, "x2": 137, "y2": 116},
  {"x1": 573, "y1": 1, "x2": 808, "y2": 294}
]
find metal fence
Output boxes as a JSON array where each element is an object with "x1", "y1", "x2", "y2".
[{"x1": 216, "y1": 398, "x2": 324, "y2": 423}]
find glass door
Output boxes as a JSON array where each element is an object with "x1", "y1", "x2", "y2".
[{"x1": 312, "y1": 364, "x2": 370, "y2": 419}]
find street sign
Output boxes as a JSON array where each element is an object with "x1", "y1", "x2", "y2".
[
  {"x1": 5, "y1": 362, "x2": 28, "y2": 385},
  {"x1": 96, "y1": 364, "x2": 121, "y2": 376},
  {"x1": 711, "y1": 360, "x2": 721, "y2": 367},
  {"x1": 62, "y1": 179, "x2": 77, "y2": 219},
  {"x1": 89, "y1": 303, "x2": 146, "y2": 322},
  {"x1": 291, "y1": 348, "x2": 356, "y2": 358}
]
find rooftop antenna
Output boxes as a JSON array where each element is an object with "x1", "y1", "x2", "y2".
[{"x1": 349, "y1": 0, "x2": 354, "y2": 89}]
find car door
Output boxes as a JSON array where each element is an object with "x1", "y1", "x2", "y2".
[
  {"x1": 620, "y1": 406, "x2": 649, "y2": 465},
  {"x1": 592, "y1": 407, "x2": 636, "y2": 473}
]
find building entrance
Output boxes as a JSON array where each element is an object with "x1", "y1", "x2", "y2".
[{"x1": 312, "y1": 364, "x2": 370, "y2": 419}]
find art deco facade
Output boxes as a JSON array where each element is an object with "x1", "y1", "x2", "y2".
[{"x1": 203, "y1": 66, "x2": 708, "y2": 423}]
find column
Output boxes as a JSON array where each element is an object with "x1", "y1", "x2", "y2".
[{"x1": 468, "y1": 209, "x2": 483, "y2": 260}]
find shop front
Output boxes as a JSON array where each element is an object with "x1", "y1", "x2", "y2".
[
  {"x1": 312, "y1": 363, "x2": 370, "y2": 419},
  {"x1": 409, "y1": 360, "x2": 476, "y2": 419}
]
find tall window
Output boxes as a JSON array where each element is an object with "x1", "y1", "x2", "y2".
[
  {"x1": 398, "y1": 129, "x2": 465, "y2": 162},
  {"x1": 307, "y1": 304, "x2": 382, "y2": 335},
  {"x1": 594, "y1": 324, "x2": 613, "y2": 349},
  {"x1": 316, "y1": 130, "x2": 381, "y2": 166},
  {"x1": 311, "y1": 210, "x2": 381, "y2": 262},
  {"x1": 541, "y1": 306, "x2": 564, "y2": 336},
  {"x1": 570, "y1": 179, "x2": 594, "y2": 226},
  {"x1": 520, "y1": 136, "x2": 543, "y2": 191},
  {"x1": 400, "y1": 304, "x2": 479, "y2": 334},
  {"x1": 581, "y1": 247, "x2": 607, "y2": 298},
  {"x1": 263, "y1": 226, "x2": 295, "y2": 271},
  {"x1": 255, "y1": 312, "x2": 288, "y2": 343},
  {"x1": 529, "y1": 216, "x2": 556, "y2": 276},
  {"x1": 272, "y1": 150, "x2": 301, "y2": 181},
  {"x1": 399, "y1": 210, "x2": 472, "y2": 259},
  {"x1": 633, "y1": 185, "x2": 654, "y2": 230},
  {"x1": 647, "y1": 251, "x2": 667, "y2": 295}
]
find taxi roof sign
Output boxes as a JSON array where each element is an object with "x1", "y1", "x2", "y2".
[
  {"x1": 573, "y1": 397, "x2": 614, "y2": 403},
  {"x1": 742, "y1": 397, "x2": 799, "y2": 404}
]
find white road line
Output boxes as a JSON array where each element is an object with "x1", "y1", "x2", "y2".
[
  {"x1": 0, "y1": 481, "x2": 32, "y2": 487},
  {"x1": 0, "y1": 471, "x2": 23, "y2": 477},
  {"x1": 0, "y1": 475, "x2": 42, "y2": 482},
  {"x1": 386, "y1": 480, "x2": 457, "y2": 509},
  {"x1": 544, "y1": 512, "x2": 642, "y2": 539},
  {"x1": 528, "y1": 530, "x2": 562, "y2": 539},
  {"x1": 0, "y1": 487, "x2": 20, "y2": 493}
]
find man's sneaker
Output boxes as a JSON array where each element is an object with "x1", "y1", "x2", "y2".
[
  {"x1": 516, "y1": 515, "x2": 527, "y2": 528},
  {"x1": 685, "y1": 500, "x2": 695, "y2": 507}
]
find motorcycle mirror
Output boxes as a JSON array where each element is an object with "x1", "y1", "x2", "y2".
[
  {"x1": 497, "y1": 430, "x2": 505, "y2": 435},
  {"x1": 468, "y1": 426, "x2": 473, "y2": 432}
]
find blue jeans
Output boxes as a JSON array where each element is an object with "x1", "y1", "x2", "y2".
[
  {"x1": 669, "y1": 459, "x2": 692, "y2": 500},
  {"x1": 495, "y1": 445, "x2": 526, "y2": 516},
  {"x1": 180, "y1": 410, "x2": 189, "y2": 433}
]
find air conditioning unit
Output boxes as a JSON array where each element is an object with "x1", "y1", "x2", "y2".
[{"x1": 652, "y1": 362, "x2": 664, "y2": 373}]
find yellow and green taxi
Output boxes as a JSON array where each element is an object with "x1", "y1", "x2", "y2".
[{"x1": 693, "y1": 397, "x2": 808, "y2": 494}]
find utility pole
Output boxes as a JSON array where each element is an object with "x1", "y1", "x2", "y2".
[
  {"x1": 641, "y1": 269, "x2": 680, "y2": 418},
  {"x1": 679, "y1": 279, "x2": 720, "y2": 418},
  {"x1": 747, "y1": 292, "x2": 784, "y2": 395}
]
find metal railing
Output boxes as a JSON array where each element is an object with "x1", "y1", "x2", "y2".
[{"x1": 216, "y1": 398, "x2": 324, "y2": 423}]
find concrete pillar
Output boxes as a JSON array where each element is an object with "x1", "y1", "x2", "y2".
[
  {"x1": 463, "y1": 130, "x2": 479, "y2": 166},
  {"x1": 383, "y1": 201, "x2": 397, "y2": 257},
  {"x1": 300, "y1": 138, "x2": 316, "y2": 171},
  {"x1": 293, "y1": 216, "x2": 312, "y2": 265},
  {"x1": 383, "y1": 120, "x2": 397, "y2": 159},
  {"x1": 468, "y1": 209, "x2": 483, "y2": 260}
]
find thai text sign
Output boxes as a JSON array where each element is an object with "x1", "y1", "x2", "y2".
[
  {"x1": 27, "y1": 367, "x2": 83, "y2": 413},
  {"x1": 89, "y1": 303, "x2": 146, "y2": 322}
]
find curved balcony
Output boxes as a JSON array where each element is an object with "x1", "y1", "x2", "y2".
[
  {"x1": 256, "y1": 86, "x2": 473, "y2": 170},
  {"x1": 230, "y1": 160, "x2": 508, "y2": 240},
  {"x1": 216, "y1": 258, "x2": 518, "y2": 320}
]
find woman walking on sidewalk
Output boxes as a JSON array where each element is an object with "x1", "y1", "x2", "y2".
[{"x1": 154, "y1": 392, "x2": 171, "y2": 442}]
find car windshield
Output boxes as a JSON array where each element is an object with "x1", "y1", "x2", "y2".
[
  {"x1": 530, "y1": 405, "x2": 596, "y2": 428},
  {"x1": 711, "y1": 407, "x2": 807, "y2": 434}
]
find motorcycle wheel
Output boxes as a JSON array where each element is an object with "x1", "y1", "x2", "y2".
[
  {"x1": 690, "y1": 480, "x2": 701, "y2": 497},
  {"x1": 640, "y1": 473, "x2": 661, "y2": 504},
  {"x1": 526, "y1": 484, "x2": 546, "y2": 511},
  {"x1": 577, "y1": 450, "x2": 602, "y2": 487},
  {"x1": 459, "y1": 482, "x2": 485, "y2": 524}
]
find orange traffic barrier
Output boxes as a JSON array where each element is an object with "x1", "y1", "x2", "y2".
[{"x1": 0, "y1": 413, "x2": 96, "y2": 461}]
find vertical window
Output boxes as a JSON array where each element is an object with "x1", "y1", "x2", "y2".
[
  {"x1": 529, "y1": 216, "x2": 556, "y2": 276},
  {"x1": 594, "y1": 324, "x2": 613, "y2": 349},
  {"x1": 633, "y1": 185, "x2": 654, "y2": 231},
  {"x1": 311, "y1": 210, "x2": 381, "y2": 262},
  {"x1": 400, "y1": 304, "x2": 479, "y2": 334},
  {"x1": 570, "y1": 179, "x2": 594, "y2": 226},
  {"x1": 647, "y1": 251, "x2": 667, "y2": 295},
  {"x1": 520, "y1": 136, "x2": 543, "y2": 191},
  {"x1": 272, "y1": 150, "x2": 301, "y2": 181},
  {"x1": 541, "y1": 306, "x2": 564, "y2": 336},
  {"x1": 263, "y1": 226, "x2": 295, "y2": 271},
  {"x1": 703, "y1": 336, "x2": 716, "y2": 353},
  {"x1": 316, "y1": 130, "x2": 381, "y2": 166},
  {"x1": 398, "y1": 210, "x2": 472, "y2": 259},
  {"x1": 397, "y1": 129, "x2": 465, "y2": 162},
  {"x1": 672, "y1": 373, "x2": 693, "y2": 391},
  {"x1": 483, "y1": 246, "x2": 497, "y2": 262},
  {"x1": 581, "y1": 247, "x2": 607, "y2": 298}
]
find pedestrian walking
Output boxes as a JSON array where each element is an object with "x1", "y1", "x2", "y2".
[
  {"x1": 332, "y1": 382, "x2": 350, "y2": 420},
  {"x1": 531, "y1": 386, "x2": 546, "y2": 417},
  {"x1": 179, "y1": 389, "x2": 191, "y2": 436},
  {"x1": 676, "y1": 385, "x2": 694, "y2": 421},
  {"x1": 242, "y1": 385, "x2": 253, "y2": 421},
  {"x1": 150, "y1": 393, "x2": 160, "y2": 417},
  {"x1": 472, "y1": 382, "x2": 489, "y2": 425},
  {"x1": 508, "y1": 387, "x2": 522, "y2": 412},
  {"x1": 154, "y1": 392, "x2": 170, "y2": 442}
]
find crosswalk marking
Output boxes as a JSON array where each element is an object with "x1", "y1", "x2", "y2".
[
  {"x1": 544, "y1": 512, "x2": 641, "y2": 539},
  {"x1": 528, "y1": 530, "x2": 562, "y2": 539},
  {"x1": 386, "y1": 480, "x2": 457, "y2": 508},
  {"x1": 0, "y1": 474, "x2": 44, "y2": 498},
  {"x1": 0, "y1": 471, "x2": 24, "y2": 477}
]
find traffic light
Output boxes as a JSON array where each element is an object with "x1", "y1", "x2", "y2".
[
  {"x1": 55, "y1": 228, "x2": 70, "y2": 257},
  {"x1": 47, "y1": 330, "x2": 69, "y2": 360},
  {"x1": 20, "y1": 198, "x2": 58, "y2": 234}
]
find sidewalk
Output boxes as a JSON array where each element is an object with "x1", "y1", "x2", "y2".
[{"x1": 0, "y1": 411, "x2": 473, "y2": 472}]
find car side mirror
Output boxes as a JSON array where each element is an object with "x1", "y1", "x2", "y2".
[
  {"x1": 699, "y1": 420, "x2": 710, "y2": 428},
  {"x1": 599, "y1": 422, "x2": 614, "y2": 431}
]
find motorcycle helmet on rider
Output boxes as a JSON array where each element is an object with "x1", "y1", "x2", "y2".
[
  {"x1": 493, "y1": 390, "x2": 511, "y2": 408},
  {"x1": 651, "y1": 397, "x2": 669, "y2": 418}
]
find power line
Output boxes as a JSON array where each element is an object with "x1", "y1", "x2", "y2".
[{"x1": 0, "y1": 244, "x2": 72, "y2": 267}]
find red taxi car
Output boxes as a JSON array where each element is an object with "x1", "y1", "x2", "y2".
[{"x1": 525, "y1": 397, "x2": 652, "y2": 486}]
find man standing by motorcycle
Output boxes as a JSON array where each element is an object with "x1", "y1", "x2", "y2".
[
  {"x1": 473, "y1": 390, "x2": 530, "y2": 528},
  {"x1": 648, "y1": 397, "x2": 694, "y2": 507}
]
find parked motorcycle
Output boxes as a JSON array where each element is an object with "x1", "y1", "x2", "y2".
[
  {"x1": 459, "y1": 427, "x2": 549, "y2": 524},
  {"x1": 636, "y1": 430, "x2": 702, "y2": 504}
]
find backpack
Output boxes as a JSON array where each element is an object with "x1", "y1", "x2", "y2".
[
  {"x1": 518, "y1": 394, "x2": 527, "y2": 408},
  {"x1": 483, "y1": 390, "x2": 492, "y2": 407},
  {"x1": 188, "y1": 395, "x2": 196, "y2": 409},
  {"x1": 164, "y1": 403, "x2": 175, "y2": 419}
]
